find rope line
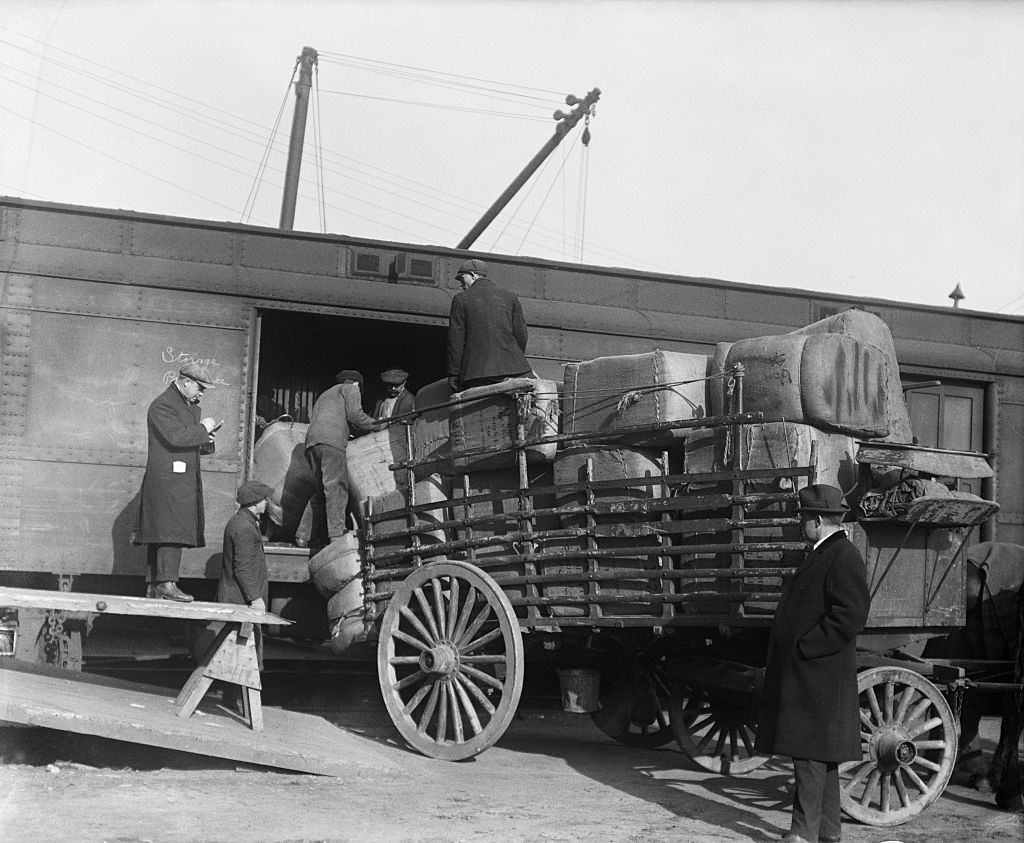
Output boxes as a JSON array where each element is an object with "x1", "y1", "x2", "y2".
[{"x1": 242, "y1": 59, "x2": 296, "y2": 223}]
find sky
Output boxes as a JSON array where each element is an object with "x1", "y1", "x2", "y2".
[{"x1": 2, "y1": 0, "x2": 1023, "y2": 316}]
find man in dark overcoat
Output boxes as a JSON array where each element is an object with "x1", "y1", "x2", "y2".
[
  {"x1": 133, "y1": 362, "x2": 219, "y2": 601},
  {"x1": 217, "y1": 479, "x2": 272, "y2": 670},
  {"x1": 304, "y1": 369, "x2": 381, "y2": 552},
  {"x1": 446, "y1": 258, "x2": 532, "y2": 392},
  {"x1": 756, "y1": 484, "x2": 871, "y2": 843}
]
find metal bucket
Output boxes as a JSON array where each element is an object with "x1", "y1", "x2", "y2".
[{"x1": 556, "y1": 668, "x2": 601, "y2": 714}]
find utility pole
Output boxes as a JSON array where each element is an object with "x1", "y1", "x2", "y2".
[
  {"x1": 279, "y1": 46, "x2": 318, "y2": 231},
  {"x1": 457, "y1": 87, "x2": 600, "y2": 250}
]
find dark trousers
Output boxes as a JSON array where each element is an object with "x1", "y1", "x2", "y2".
[
  {"x1": 146, "y1": 544, "x2": 183, "y2": 583},
  {"x1": 791, "y1": 758, "x2": 840, "y2": 841},
  {"x1": 306, "y1": 443, "x2": 350, "y2": 548}
]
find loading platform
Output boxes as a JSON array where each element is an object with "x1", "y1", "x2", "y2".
[{"x1": 0, "y1": 587, "x2": 399, "y2": 776}]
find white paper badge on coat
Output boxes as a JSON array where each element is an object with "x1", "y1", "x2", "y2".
[{"x1": 172, "y1": 461, "x2": 186, "y2": 473}]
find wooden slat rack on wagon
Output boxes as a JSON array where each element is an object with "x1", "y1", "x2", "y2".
[{"x1": 306, "y1": 310, "x2": 1013, "y2": 830}]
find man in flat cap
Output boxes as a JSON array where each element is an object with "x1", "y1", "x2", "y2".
[
  {"x1": 133, "y1": 362, "x2": 221, "y2": 601},
  {"x1": 374, "y1": 367, "x2": 415, "y2": 420},
  {"x1": 446, "y1": 258, "x2": 532, "y2": 392},
  {"x1": 757, "y1": 484, "x2": 871, "y2": 843},
  {"x1": 304, "y1": 369, "x2": 382, "y2": 553}
]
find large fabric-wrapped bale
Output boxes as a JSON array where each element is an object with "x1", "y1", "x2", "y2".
[
  {"x1": 347, "y1": 425, "x2": 410, "y2": 508},
  {"x1": 410, "y1": 378, "x2": 453, "y2": 477},
  {"x1": 792, "y1": 309, "x2": 914, "y2": 444},
  {"x1": 252, "y1": 420, "x2": 314, "y2": 539},
  {"x1": 707, "y1": 342, "x2": 732, "y2": 419},
  {"x1": 308, "y1": 532, "x2": 361, "y2": 598},
  {"x1": 562, "y1": 350, "x2": 707, "y2": 446},
  {"x1": 447, "y1": 378, "x2": 559, "y2": 472},
  {"x1": 683, "y1": 422, "x2": 859, "y2": 493},
  {"x1": 723, "y1": 333, "x2": 889, "y2": 437},
  {"x1": 554, "y1": 445, "x2": 672, "y2": 506}
]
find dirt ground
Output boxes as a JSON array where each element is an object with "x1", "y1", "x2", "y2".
[{"x1": 1, "y1": 670, "x2": 1022, "y2": 843}]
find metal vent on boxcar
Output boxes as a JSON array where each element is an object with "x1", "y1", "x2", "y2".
[
  {"x1": 353, "y1": 251, "x2": 382, "y2": 276},
  {"x1": 408, "y1": 258, "x2": 434, "y2": 283}
]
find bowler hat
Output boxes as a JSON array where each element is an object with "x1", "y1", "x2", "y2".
[
  {"x1": 381, "y1": 367, "x2": 409, "y2": 385},
  {"x1": 334, "y1": 369, "x2": 364, "y2": 386},
  {"x1": 179, "y1": 362, "x2": 215, "y2": 388},
  {"x1": 236, "y1": 480, "x2": 273, "y2": 506},
  {"x1": 456, "y1": 258, "x2": 488, "y2": 278},
  {"x1": 798, "y1": 484, "x2": 850, "y2": 515}
]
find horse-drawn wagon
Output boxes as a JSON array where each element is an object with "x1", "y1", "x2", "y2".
[{"x1": 309, "y1": 361, "x2": 1010, "y2": 828}]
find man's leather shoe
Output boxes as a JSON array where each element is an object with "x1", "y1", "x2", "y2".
[
  {"x1": 154, "y1": 581, "x2": 194, "y2": 602},
  {"x1": 779, "y1": 835, "x2": 812, "y2": 842},
  {"x1": 819, "y1": 836, "x2": 841, "y2": 843},
  {"x1": 145, "y1": 584, "x2": 156, "y2": 598}
]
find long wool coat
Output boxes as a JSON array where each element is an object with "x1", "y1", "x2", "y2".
[
  {"x1": 133, "y1": 384, "x2": 211, "y2": 547},
  {"x1": 217, "y1": 508, "x2": 268, "y2": 606},
  {"x1": 756, "y1": 530, "x2": 870, "y2": 762},
  {"x1": 446, "y1": 278, "x2": 530, "y2": 385}
]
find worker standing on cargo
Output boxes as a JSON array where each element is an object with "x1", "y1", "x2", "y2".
[
  {"x1": 756, "y1": 484, "x2": 870, "y2": 843},
  {"x1": 133, "y1": 362, "x2": 220, "y2": 602},
  {"x1": 374, "y1": 367, "x2": 415, "y2": 419},
  {"x1": 446, "y1": 258, "x2": 531, "y2": 392},
  {"x1": 305, "y1": 370, "x2": 381, "y2": 552}
]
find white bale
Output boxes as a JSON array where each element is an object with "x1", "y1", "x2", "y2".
[
  {"x1": 252, "y1": 420, "x2": 314, "y2": 534},
  {"x1": 347, "y1": 425, "x2": 410, "y2": 508},
  {"x1": 562, "y1": 350, "x2": 707, "y2": 446}
]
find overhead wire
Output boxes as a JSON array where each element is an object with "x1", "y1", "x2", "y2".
[
  {"x1": 314, "y1": 87, "x2": 549, "y2": 121},
  {"x1": 313, "y1": 63, "x2": 328, "y2": 233},
  {"x1": 515, "y1": 127, "x2": 584, "y2": 255},
  {"x1": 0, "y1": 25, "x2": 679, "y2": 273}
]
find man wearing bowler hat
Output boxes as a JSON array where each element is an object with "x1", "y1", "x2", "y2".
[
  {"x1": 374, "y1": 367, "x2": 415, "y2": 420},
  {"x1": 133, "y1": 362, "x2": 221, "y2": 601},
  {"x1": 756, "y1": 484, "x2": 871, "y2": 843},
  {"x1": 304, "y1": 369, "x2": 382, "y2": 553},
  {"x1": 446, "y1": 258, "x2": 532, "y2": 392}
]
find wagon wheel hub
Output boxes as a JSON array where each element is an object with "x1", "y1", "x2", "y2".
[
  {"x1": 418, "y1": 642, "x2": 459, "y2": 677},
  {"x1": 871, "y1": 725, "x2": 918, "y2": 770}
]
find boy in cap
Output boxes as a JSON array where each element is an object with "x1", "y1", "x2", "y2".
[
  {"x1": 446, "y1": 258, "x2": 532, "y2": 392},
  {"x1": 133, "y1": 362, "x2": 221, "y2": 601},
  {"x1": 304, "y1": 369, "x2": 382, "y2": 552},
  {"x1": 373, "y1": 367, "x2": 415, "y2": 419},
  {"x1": 756, "y1": 484, "x2": 871, "y2": 843}
]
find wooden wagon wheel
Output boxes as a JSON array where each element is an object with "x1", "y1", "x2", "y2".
[
  {"x1": 668, "y1": 682, "x2": 769, "y2": 774},
  {"x1": 590, "y1": 635, "x2": 675, "y2": 748},
  {"x1": 839, "y1": 666, "x2": 957, "y2": 826},
  {"x1": 376, "y1": 560, "x2": 525, "y2": 761}
]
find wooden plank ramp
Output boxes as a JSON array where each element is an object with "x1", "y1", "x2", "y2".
[{"x1": 0, "y1": 659, "x2": 400, "y2": 777}]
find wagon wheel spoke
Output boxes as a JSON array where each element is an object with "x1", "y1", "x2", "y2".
[
  {"x1": 393, "y1": 628, "x2": 429, "y2": 651},
  {"x1": 904, "y1": 766, "x2": 929, "y2": 793},
  {"x1": 860, "y1": 769, "x2": 881, "y2": 807},
  {"x1": 880, "y1": 771, "x2": 892, "y2": 813},
  {"x1": 894, "y1": 684, "x2": 915, "y2": 723},
  {"x1": 431, "y1": 578, "x2": 447, "y2": 637},
  {"x1": 389, "y1": 656, "x2": 421, "y2": 665},
  {"x1": 696, "y1": 723, "x2": 721, "y2": 753},
  {"x1": 434, "y1": 680, "x2": 449, "y2": 742},
  {"x1": 894, "y1": 769, "x2": 911, "y2": 808},
  {"x1": 907, "y1": 716, "x2": 943, "y2": 740},
  {"x1": 461, "y1": 663, "x2": 504, "y2": 690},
  {"x1": 912, "y1": 756, "x2": 942, "y2": 773},
  {"x1": 414, "y1": 681, "x2": 441, "y2": 725},
  {"x1": 398, "y1": 605, "x2": 435, "y2": 648},
  {"x1": 456, "y1": 671, "x2": 496, "y2": 716},
  {"x1": 459, "y1": 602, "x2": 494, "y2": 648},
  {"x1": 883, "y1": 681, "x2": 894, "y2": 724},
  {"x1": 451, "y1": 585, "x2": 477, "y2": 643},
  {"x1": 841, "y1": 760, "x2": 874, "y2": 795},
  {"x1": 452, "y1": 674, "x2": 485, "y2": 733},
  {"x1": 446, "y1": 576, "x2": 460, "y2": 639},
  {"x1": 402, "y1": 677, "x2": 436, "y2": 715},
  {"x1": 865, "y1": 686, "x2": 883, "y2": 726},
  {"x1": 412, "y1": 587, "x2": 442, "y2": 642},
  {"x1": 394, "y1": 670, "x2": 426, "y2": 692},
  {"x1": 460, "y1": 654, "x2": 507, "y2": 665},
  {"x1": 447, "y1": 681, "x2": 464, "y2": 743},
  {"x1": 461, "y1": 627, "x2": 502, "y2": 654}
]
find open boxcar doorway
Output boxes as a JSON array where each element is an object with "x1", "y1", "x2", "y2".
[{"x1": 254, "y1": 309, "x2": 448, "y2": 432}]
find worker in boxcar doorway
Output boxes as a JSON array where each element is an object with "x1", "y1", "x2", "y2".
[
  {"x1": 446, "y1": 258, "x2": 532, "y2": 392},
  {"x1": 373, "y1": 367, "x2": 415, "y2": 420},
  {"x1": 304, "y1": 369, "x2": 381, "y2": 553},
  {"x1": 756, "y1": 484, "x2": 870, "y2": 843},
  {"x1": 133, "y1": 362, "x2": 220, "y2": 602}
]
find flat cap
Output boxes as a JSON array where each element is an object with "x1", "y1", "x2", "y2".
[
  {"x1": 179, "y1": 362, "x2": 215, "y2": 387},
  {"x1": 334, "y1": 369, "x2": 364, "y2": 386},
  {"x1": 381, "y1": 367, "x2": 409, "y2": 384},
  {"x1": 456, "y1": 258, "x2": 488, "y2": 278},
  {"x1": 236, "y1": 480, "x2": 273, "y2": 506},
  {"x1": 798, "y1": 484, "x2": 850, "y2": 515}
]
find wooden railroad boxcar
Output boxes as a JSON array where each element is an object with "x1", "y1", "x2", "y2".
[{"x1": 1, "y1": 196, "x2": 1022, "y2": 663}]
